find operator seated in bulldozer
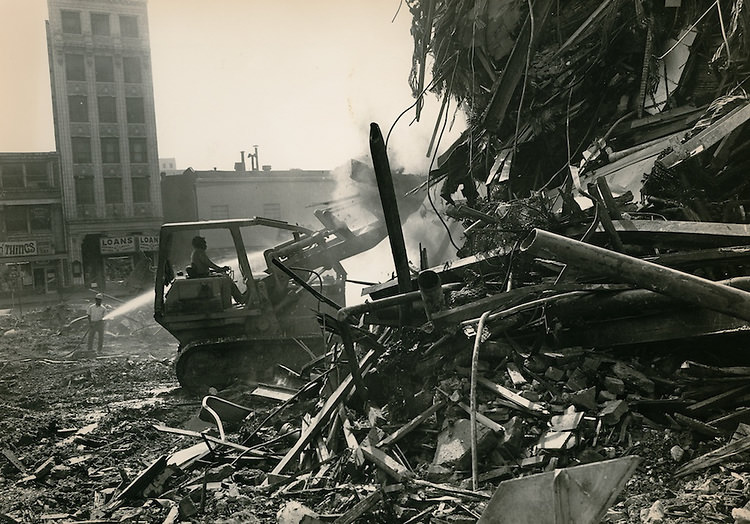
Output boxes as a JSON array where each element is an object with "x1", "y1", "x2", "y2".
[{"x1": 187, "y1": 235, "x2": 246, "y2": 304}]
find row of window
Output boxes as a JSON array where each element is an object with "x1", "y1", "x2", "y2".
[
  {"x1": 68, "y1": 95, "x2": 145, "y2": 124},
  {"x1": 65, "y1": 54, "x2": 142, "y2": 84},
  {"x1": 61, "y1": 10, "x2": 139, "y2": 38},
  {"x1": 71, "y1": 137, "x2": 148, "y2": 164},
  {"x1": 75, "y1": 178, "x2": 151, "y2": 204},
  {"x1": 4, "y1": 206, "x2": 53, "y2": 234},
  {"x1": 0, "y1": 163, "x2": 53, "y2": 190}
]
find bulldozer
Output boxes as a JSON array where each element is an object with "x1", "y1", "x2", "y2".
[{"x1": 153, "y1": 212, "x2": 387, "y2": 391}]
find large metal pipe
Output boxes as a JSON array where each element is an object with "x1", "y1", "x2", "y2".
[
  {"x1": 369, "y1": 123, "x2": 412, "y2": 301},
  {"x1": 520, "y1": 228, "x2": 750, "y2": 322}
]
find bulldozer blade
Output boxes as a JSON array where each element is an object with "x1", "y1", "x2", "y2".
[{"x1": 477, "y1": 456, "x2": 641, "y2": 524}]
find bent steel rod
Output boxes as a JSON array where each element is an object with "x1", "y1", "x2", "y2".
[{"x1": 520, "y1": 228, "x2": 750, "y2": 322}]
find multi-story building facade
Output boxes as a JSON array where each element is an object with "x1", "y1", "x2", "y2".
[
  {"x1": 46, "y1": 0, "x2": 162, "y2": 291},
  {"x1": 0, "y1": 153, "x2": 68, "y2": 296}
]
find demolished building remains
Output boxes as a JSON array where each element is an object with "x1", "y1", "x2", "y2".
[{"x1": 6, "y1": 0, "x2": 750, "y2": 522}]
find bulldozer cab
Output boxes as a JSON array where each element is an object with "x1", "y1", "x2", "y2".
[{"x1": 153, "y1": 215, "x2": 387, "y2": 390}]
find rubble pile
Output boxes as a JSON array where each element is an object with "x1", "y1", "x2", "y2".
[{"x1": 7, "y1": 1, "x2": 750, "y2": 522}]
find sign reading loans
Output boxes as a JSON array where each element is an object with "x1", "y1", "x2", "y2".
[
  {"x1": 138, "y1": 235, "x2": 159, "y2": 251},
  {"x1": 0, "y1": 241, "x2": 37, "y2": 257},
  {"x1": 100, "y1": 236, "x2": 135, "y2": 254}
]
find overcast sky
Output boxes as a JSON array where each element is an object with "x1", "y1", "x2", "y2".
[{"x1": 0, "y1": 0, "x2": 465, "y2": 174}]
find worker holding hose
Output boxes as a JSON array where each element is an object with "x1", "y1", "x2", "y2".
[{"x1": 86, "y1": 293, "x2": 106, "y2": 354}]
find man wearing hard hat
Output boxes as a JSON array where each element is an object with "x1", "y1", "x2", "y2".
[{"x1": 87, "y1": 293, "x2": 107, "y2": 354}]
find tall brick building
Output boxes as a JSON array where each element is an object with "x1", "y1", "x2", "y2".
[{"x1": 46, "y1": 0, "x2": 162, "y2": 290}]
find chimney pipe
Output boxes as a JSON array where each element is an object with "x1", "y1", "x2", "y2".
[{"x1": 241, "y1": 151, "x2": 246, "y2": 171}]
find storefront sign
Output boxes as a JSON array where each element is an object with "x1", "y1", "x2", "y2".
[
  {"x1": 138, "y1": 235, "x2": 159, "y2": 251},
  {"x1": 100, "y1": 236, "x2": 135, "y2": 254},
  {"x1": 0, "y1": 241, "x2": 37, "y2": 257}
]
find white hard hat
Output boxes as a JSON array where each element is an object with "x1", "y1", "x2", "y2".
[{"x1": 95, "y1": 293, "x2": 103, "y2": 300}]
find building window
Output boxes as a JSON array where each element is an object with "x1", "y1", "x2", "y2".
[
  {"x1": 129, "y1": 138, "x2": 147, "y2": 163},
  {"x1": 68, "y1": 95, "x2": 88, "y2": 122},
  {"x1": 211, "y1": 205, "x2": 229, "y2": 220},
  {"x1": 75, "y1": 178, "x2": 95, "y2": 204},
  {"x1": 1, "y1": 165, "x2": 24, "y2": 189},
  {"x1": 98, "y1": 96, "x2": 117, "y2": 122},
  {"x1": 132, "y1": 177, "x2": 150, "y2": 202},
  {"x1": 71, "y1": 137, "x2": 92, "y2": 164},
  {"x1": 125, "y1": 97, "x2": 145, "y2": 123},
  {"x1": 29, "y1": 207, "x2": 51, "y2": 232},
  {"x1": 122, "y1": 56, "x2": 142, "y2": 83},
  {"x1": 65, "y1": 54, "x2": 85, "y2": 81},
  {"x1": 25, "y1": 163, "x2": 49, "y2": 188},
  {"x1": 5, "y1": 207, "x2": 28, "y2": 233},
  {"x1": 119, "y1": 15, "x2": 138, "y2": 37},
  {"x1": 101, "y1": 138, "x2": 120, "y2": 164},
  {"x1": 61, "y1": 10, "x2": 81, "y2": 34},
  {"x1": 90, "y1": 13, "x2": 110, "y2": 36},
  {"x1": 95, "y1": 55, "x2": 114, "y2": 82},
  {"x1": 263, "y1": 203, "x2": 282, "y2": 220},
  {"x1": 104, "y1": 178, "x2": 123, "y2": 203}
]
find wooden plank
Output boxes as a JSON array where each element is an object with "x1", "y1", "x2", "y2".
[
  {"x1": 604, "y1": 220, "x2": 750, "y2": 247},
  {"x1": 673, "y1": 413, "x2": 723, "y2": 437},
  {"x1": 265, "y1": 349, "x2": 377, "y2": 480},
  {"x1": 333, "y1": 489, "x2": 383, "y2": 524},
  {"x1": 675, "y1": 435, "x2": 750, "y2": 477},
  {"x1": 685, "y1": 384, "x2": 750, "y2": 415},
  {"x1": 377, "y1": 401, "x2": 446, "y2": 447},
  {"x1": 152, "y1": 425, "x2": 265, "y2": 456},
  {"x1": 708, "y1": 407, "x2": 750, "y2": 428},
  {"x1": 506, "y1": 362, "x2": 527, "y2": 386},
  {"x1": 477, "y1": 376, "x2": 549, "y2": 415},
  {"x1": 359, "y1": 440, "x2": 411, "y2": 482},
  {"x1": 659, "y1": 103, "x2": 750, "y2": 168}
]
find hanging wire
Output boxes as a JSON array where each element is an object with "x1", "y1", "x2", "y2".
[
  {"x1": 656, "y1": 1, "x2": 718, "y2": 60},
  {"x1": 512, "y1": 0, "x2": 536, "y2": 158}
]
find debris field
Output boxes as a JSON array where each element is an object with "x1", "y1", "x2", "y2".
[{"x1": 7, "y1": 0, "x2": 750, "y2": 523}]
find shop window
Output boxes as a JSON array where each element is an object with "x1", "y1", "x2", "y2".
[
  {"x1": 262, "y1": 203, "x2": 282, "y2": 220},
  {"x1": 211, "y1": 205, "x2": 229, "y2": 219},
  {"x1": 132, "y1": 177, "x2": 150, "y2": 202},
  {"x1": 119, "y1": 15, "x2": 138, "y2": 37},
  {"x1": 104, "y1": 178, "x2": 123, "y2": 203},
  {"x1": 101, "y1": 137, "x2": 120, "y2": 164},
  {"x1": 129, "y1": 138, "x2": 147, "y2": 163},
  {"x1": 71, "y1": 137, "x2": 92, "y2": 164},
  {"x1": 25, "y1": 163, "x2": 49, "y2": 188},
  {"x1": 91, "y1": 13, "x2": 110, "y2": 36},
  {"x1": 65, "y1": 54, "x2": 85, "y2": 81},
  {"x1": 98, "y1": 96, "x2": 117, "y2": 122},
  {"x1": 29, "y1": 207, "x2": 51, "y2": 231},
  {"x1": 61, "y1": 10, "x2": 81, "y2": 34},
  {"x1": 125, "y1": 97, "x2": 145, "y2": 123},
  {"x1": 68, "y1": 95, "x2": 88, "y2": 122},
  {"x1": 2, "y1": 165, "x2": 24, "y2": 188},
  {"x1": 95, "y1": 55, "x2": 114, "y2": 82},
  {"x1": 123, "y1": 57, "x2": 142, "y2": 83},
  {"x1": 75, "y1": 178, "x2": 95, "y2": 204},
  {"x1": 5, "y1": 207, "x2": 28, "y2": 233}
]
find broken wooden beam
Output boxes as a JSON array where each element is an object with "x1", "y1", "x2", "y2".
[
  {"x1": 265, "y1": 349, "x2": 377, "y2": 481},
  {"x1": 359, "y1": 440, "x2": 412, "y2": 482},
  {"x1": 377, "y1": 400, "x2": 446, "y2": 447},
  {"x1": 675, "y1": 435, "x2": 750, "y2": 477},
  {"x1": 476, "y1": 375, "x2": 549, "y2": 415}
]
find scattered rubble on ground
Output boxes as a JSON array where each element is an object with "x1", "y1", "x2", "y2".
[{"x1": 5, "y1": 0, "x2": 750, "y2": 522}]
